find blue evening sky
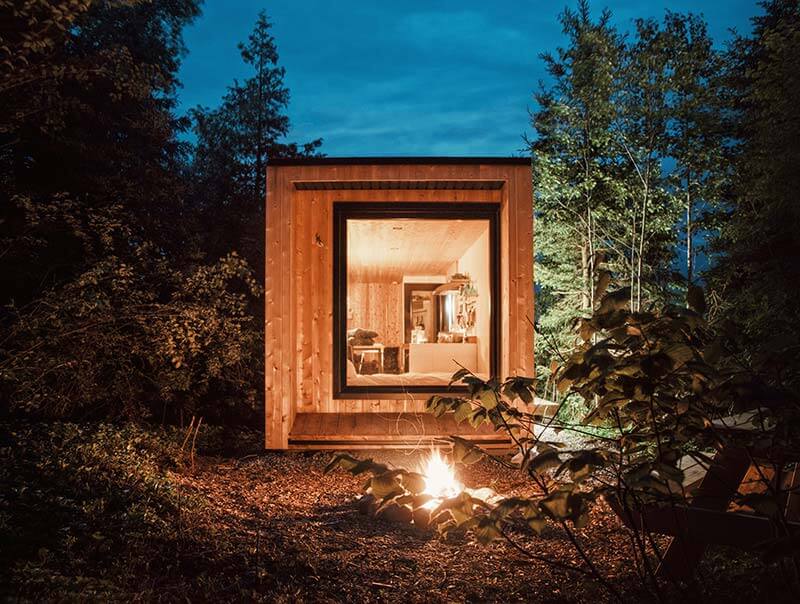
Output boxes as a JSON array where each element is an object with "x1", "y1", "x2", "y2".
[{"x1": 177, "y1": 0, "x2": 760, "y2": 157}]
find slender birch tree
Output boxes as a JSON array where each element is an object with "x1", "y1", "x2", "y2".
[
  {"x1": 532, "y1": 5, "x2": 727, "y2": 386},
  {"x1": 663, "y1": 12, "x2": 725, "y2": 287},
  {"x1": 615, "y1": 18, "x2": 680, "y2": 311},
  {"x1": 531, "y1": 1, "x2": 623, "y2": 363}
]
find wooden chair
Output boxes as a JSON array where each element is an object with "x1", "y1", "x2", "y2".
[{"x1": 609, "y1": 417, "x2": 800, "y2": 580}]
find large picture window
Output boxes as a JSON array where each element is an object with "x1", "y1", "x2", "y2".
[{"x1": 333, "y1": 203, "x2": 500, "y2": 398}]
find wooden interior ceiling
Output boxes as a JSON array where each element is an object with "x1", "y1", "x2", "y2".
[{"x1": 347, "y1": 219, "x2": 488, "y2": 282}]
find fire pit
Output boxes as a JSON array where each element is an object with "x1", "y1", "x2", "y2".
[{"x1": 348, "y1": 450, "x2": 501, "y2": 530}]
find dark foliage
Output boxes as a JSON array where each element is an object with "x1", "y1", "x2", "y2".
[
  {"x1": 708, "y1": 0, "x2": 800, "y2": 392},
  {"x1": 329, "y1": 284, "x2": 800, "y2": 599},
  {"x1": 0, "y1": 3, "x2": 318, "y2": 422},
  {"x1": 189, "y1": 10, "x2": 322, "y2": 278},
  {"x1": 0, "y1": 0, "x2": 201, "y2": 302}
]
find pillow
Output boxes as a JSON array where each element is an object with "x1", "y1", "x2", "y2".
[
  {"x1": 348, "y1": 328, "x2": 379, "y2": 340},
  {"x1": 346, "y1": 359, "x2": 357, "y2": 378}
]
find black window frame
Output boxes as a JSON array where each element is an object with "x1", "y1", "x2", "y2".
[{"x1": 333, "y1": 202, "x2": 501, "y2": 399}]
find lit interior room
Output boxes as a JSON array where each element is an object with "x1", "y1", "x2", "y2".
[{"x1": 345, "y1": 218, "x2": 492, "y2": 386}]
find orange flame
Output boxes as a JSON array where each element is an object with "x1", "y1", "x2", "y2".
[{"x1": 421, "y1": 450, "x2": 461, "y2": 507}]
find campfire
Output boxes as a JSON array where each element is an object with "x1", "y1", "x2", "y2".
[
  {"x1": 343, "y1": 444, "x2": 505, "y2": 529},
  {"x1": 420, "y1": 450, "x2": 462, "y2": 508}
]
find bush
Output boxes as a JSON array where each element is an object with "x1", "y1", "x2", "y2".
[
  {"x1": 0, "y1": 422, "x2": 196, "y2": 599},
  {"x1": 0, "y1": 247, "x2": 262, "y2": 423},
  {"x1": 328, "y1": 285, "x2": 800, "y2": 600}
]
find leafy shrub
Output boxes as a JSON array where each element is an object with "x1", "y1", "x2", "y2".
[
  {"x1": 328, "y1": 285, "x2": 800, "y2": 600},
  {"x1": 0, "y1": 235, "x2": 262, "y2": 423},
  {"x1": 0, "y1": 422, "x2": 198, "y2": 599}
]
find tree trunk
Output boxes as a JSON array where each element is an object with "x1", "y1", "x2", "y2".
[
  {"x1": 581, "y1": 240, "x2": 591, "y2": 311},
  {"x1": 630, "y1": 208, "x2": 636, "y2": 309},
  {"x1": 686, "y1": 170, "x2": 693, "y2": 286},
  {"x1": 587, "y1": 206, "x2": 595, "y2": 310},
  {"x1": 636, "y1": 180, "x2": 649, "y2": 312}
]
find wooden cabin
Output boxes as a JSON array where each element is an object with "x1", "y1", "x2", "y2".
[{"x1": 265, "y1": 157, "x2": 534, "y2": 449}]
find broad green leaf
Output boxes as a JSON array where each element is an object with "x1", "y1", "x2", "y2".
[
  {"x1": 597, "y1": 287, "x2": 631, "y2": 315},
  {"x1": 530, "y1": 449, "x2": 561, "y2": 473},
  {"x1": 452, "y1": 436, "x2": 484, "y2": 465},
  {"x1": 401, "y1": 471, "x2": 426, "y2": 495},
  {"x1": 540, "y1": 492, "x2": 570, "y2": 519},
  {"x1": 454, "y1": 401, "x2": 473, "y2": 424},
  {"x1": 573, "y1": 509, "x2": 590, "y2": 529},
  {"x1": 450, "y1": 367, "x2": 470, "y2": 384},
  {"x1": 493, "y1": 497, "x2": 529, "y2": 519},
  {"x1": 473, "y1": 517, "x2": 503, "y2": 544},
  {"x1": 528, "y1": 516, "x2": 547, "y2": 535},
  {"x1": 662, "y1": 343, "x2": 694, "y2": 369},
  {"x1": 369, "y1": 473, "x2": 404, "y2": 500},
  {"x1": 478, "y1": 388, "x2": 498, "y2": 410},
  {"x1": 324, "y1": 453, "x2": 354, "y2": 474},
  {"x1": 556, "y1": 376, "x2": 574, "y2": 394},
  {"x1": 432, "y1": 492, "x2": 477, "y2": 527},
  {"x1": 579, "y1": 318, "x2": 595, "y2": 342},
  {"x1": 468, "y1": 407, "x2": 488, "y2": 428},
  {"x1": 324, "y1": 453, "x2": 386, "y2": 476},
  {"x1": 502, "y1": 378, "x2": 535, "y2": 405},
  {"x1": 594, "y1": 270, "x2": 612, "y2": 303}
]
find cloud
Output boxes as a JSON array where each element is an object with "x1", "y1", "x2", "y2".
[
  {"x1": 178, "y1": 0, "x2": 757, "y2": 156},
  {"x1": 398, "y1": 9, "x2": 530, "y2": 67}
]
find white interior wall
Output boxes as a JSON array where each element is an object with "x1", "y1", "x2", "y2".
[{"x1": 453, "y1": 224, "x2": 490, "y2": 375}]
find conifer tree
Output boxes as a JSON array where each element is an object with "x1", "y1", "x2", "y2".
[
  {"x1": 190, "y1": 11, "x2": 322, "y2": 273},
  {"x1": 0, "y1": 0, "x2": 202, "y2": 304},
  {"x1": 710, "y1": 0, "x2": 800, "y2": 389}
]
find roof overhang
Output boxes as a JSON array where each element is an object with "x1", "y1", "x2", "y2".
[
  {"x1": 268, "y1": 156, "x2": 531, "y2": 167},
  {"x1": 293, "y1": 179, "x2": 505, "y2": 190}
]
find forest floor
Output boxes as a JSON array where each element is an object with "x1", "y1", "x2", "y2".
[{"x1": 1, "y1": 422, "x2": 796, "y2": 602}]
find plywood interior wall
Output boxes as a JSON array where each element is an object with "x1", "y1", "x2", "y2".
[
  {"x1": 450, "y1": 224, "x2": 490, "y2": 375},
  {"x1": 347, "y1": 280, "x2": 402, "y2": 346},
  {"x1": 265, "y1": 162, "x2": 533, "y2": 448}
]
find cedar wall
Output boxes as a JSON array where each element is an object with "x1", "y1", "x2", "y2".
[
  {"x1": 346, "y1": 280, "x2": 403, "y2": 346},
  {"x1": 265, "y1": 162, "x2": 533, "y2": 448}
]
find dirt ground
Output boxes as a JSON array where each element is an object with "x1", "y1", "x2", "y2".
[{"x1": 169, "y1": 450, "x2": 795, "y2": 603}]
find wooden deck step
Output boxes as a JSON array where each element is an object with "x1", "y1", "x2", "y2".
[{"x1": 288, "y1": 412, "x2": 513, "y2": 450}]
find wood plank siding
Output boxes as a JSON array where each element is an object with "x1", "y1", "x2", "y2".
[{"x1": 265, "y1": 159, "x2": 533, "y2": 449}]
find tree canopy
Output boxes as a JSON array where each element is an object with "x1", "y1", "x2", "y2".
[{"x1": 0, "y1": 2, "x2": 319, "y2": 423}]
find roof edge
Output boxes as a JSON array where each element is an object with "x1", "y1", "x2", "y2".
[{"x1": 268, "y1": 156, "x2": 531, "y2": 167}]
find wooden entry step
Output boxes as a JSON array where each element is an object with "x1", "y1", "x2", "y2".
[{"x1": 288, "y1": 412, "x2": 512, "y2": 450}]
